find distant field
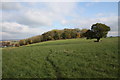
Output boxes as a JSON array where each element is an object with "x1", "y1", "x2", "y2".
[{"x1": 2, "y1": 37, "x2": 119, "y2": 78}]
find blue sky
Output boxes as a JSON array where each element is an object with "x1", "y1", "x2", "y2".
[
  {"x1": 78, "y1": 2, "x2": 117, "y2": 17},
  {"x1": 0, "y1": 2, "x2": 118, "y2": 40}
]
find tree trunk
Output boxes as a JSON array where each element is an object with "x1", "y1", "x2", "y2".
[{"x1": 97, "y1": 37, "x2": 100, "y2": 42}]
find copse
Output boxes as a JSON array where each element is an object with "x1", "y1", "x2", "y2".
[
  {"x1": 84, "y1": 23, "x2": 110, "y2": 42},
  {"x1": 18, "y1": 28, "x2": 89, "y2": 46}
]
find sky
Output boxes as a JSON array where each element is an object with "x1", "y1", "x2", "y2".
[{"x1": 0, "y1": 1, "x2": 119, "y2": 40}]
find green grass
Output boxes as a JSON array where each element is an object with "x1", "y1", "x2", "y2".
[{"x1": 2, "y1": 37, "x2": 119, "y2": 78}]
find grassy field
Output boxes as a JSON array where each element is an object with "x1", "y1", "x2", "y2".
[{"x1": 2, "y1": 37, "x2": 119, "y2": 78}]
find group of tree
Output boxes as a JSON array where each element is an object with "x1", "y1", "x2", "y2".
[
  {"x1": 18, "y1": 23, "x2": 111, "y2": 46},
  {"x1": 1, "y1": 41, "x2": 19, "y2": 47},
  {"x1": 19, "y1": 28, "x2": 88, "y2": 46}
]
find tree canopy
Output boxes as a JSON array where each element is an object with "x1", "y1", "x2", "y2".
[
  {"x1": 85, "y1": 23, "x2": 110, "y2": 42},
  {"x1": 19, "y1": 28, "x2": 88, "y2": 46},
  {"x1": 17, "y1": 23, "x2": 111, "y2": 47}
]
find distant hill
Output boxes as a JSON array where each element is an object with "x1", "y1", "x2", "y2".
[{"x1": 0, "y1": 39, "x2": 20, "y2": 41}]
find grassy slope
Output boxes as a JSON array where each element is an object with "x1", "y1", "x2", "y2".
[{"x1": 2, "y1": 37, "x2": 119, "y2": 78}]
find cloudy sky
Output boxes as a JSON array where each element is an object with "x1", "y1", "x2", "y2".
[{"x1": 0, "y1": 1, "x2": 118, "y2": 40}]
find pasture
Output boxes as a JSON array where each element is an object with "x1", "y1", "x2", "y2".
[{"x1": 2, "y1": 37, "x2": 119, "y2": 78}]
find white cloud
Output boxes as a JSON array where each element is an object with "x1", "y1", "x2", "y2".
[
  {"x1": 1, "y1": 22, "x2": 52, "y2": 40},
  {"x1": 2, "y1": 2, "x2": 78, "y2": 27},
  {"x1": 19, "y1": 9, "x2": 53, "y2": 27},
  {"x1": 0, "y1": 2, "x2": 23, "y2": 10},
  {"x1": 1, "y1": 22, "x2": 37, "y2": 35}
]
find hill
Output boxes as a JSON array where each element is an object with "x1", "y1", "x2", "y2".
[{"x1": 2, "y1": 37, "x2": 118, "y2": 78}]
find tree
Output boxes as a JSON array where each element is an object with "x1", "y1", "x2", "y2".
[
  {"x1": 61, "y1": 30, "x2": 71, "y2": 39},
  {"x1": 53, "y1": 31, "x2": 60, "y2": 40},
  {"x1": 76, "y1": 33, "x2": 80, "y2": 38},
  {"x1": 80, "y1": 29, "x2": 89, "y2": 37},
  {"x1": 19, "y1": 40, "x2": 26, "y2": 46},
  {"x1": 85, "y1": 23, "x2": 110, "y2": 42},
  {"x1": 27, "y1": 39, "x2": 33, "y2": 44},
  {"x1": 15, "y1": 44, "x2": 20, "y2": 47}
]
